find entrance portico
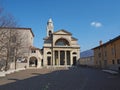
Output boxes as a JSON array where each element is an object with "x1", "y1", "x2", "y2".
[
  {"x1": 54, "y1": 50, "x2": 71, "y2": 66},
  {"x1": 46, "y1": 49, "x2": 78, "y2": 66}
]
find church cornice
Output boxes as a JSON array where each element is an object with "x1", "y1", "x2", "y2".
[
  {"x1": 53, "y1": 29, "x2": 72, "y2": 35},
  {"x1": 43, "y1": 46, "x2": 80, "y2": 49}
]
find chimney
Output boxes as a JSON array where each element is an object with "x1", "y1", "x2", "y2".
[{"x1": 99, "y1": 40, "x2": 102, "y2": 46}]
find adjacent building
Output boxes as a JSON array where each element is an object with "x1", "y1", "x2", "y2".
[
  {"x1": 0, "y1": 27, "x2": 42, "y2": 70},
  {"x1": 79, "y1": 50, "x2": 94, "y2": 66},
  {"x1": 93, "y1": 36, "x2": 120, "y2": 70}
]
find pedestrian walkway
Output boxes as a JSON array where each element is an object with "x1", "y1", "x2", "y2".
[{"x1": 0, "y1": 68, "x2": 26, "y2": 77}]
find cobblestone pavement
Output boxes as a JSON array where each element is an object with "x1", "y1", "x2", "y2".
[{"x1": 0, "y1": 67, "x2": 120, "y2": 90}]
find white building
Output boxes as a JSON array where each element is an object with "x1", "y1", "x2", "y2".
[
  {"x1": 43, "y1": 18, "x2": 80, "y2": 67},
  {"x1": 0, "y1": 27, "x2": 42, "y2": 70}
]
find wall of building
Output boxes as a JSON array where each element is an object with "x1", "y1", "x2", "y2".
[
  {"x1": 79, "y1": 56, "x2": 94, "y2": 66},
  {"x1": 29, "y1": 49, "x2": 43, "y2": 68},
  {"x1": 94, "y1": 37, "x2": 120, "y2": 70},
  {"x1": 0, "y1": 28, "x2": 36, "y2": 70}
]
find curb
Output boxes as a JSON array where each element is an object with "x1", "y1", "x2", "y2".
[{"x1": 102, "y1": 70, "x2": 119, "y2": 75}]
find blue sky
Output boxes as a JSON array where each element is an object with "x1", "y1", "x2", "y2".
[{"x1": 0, "y1": 0, "x2": 120, "y2": 51}]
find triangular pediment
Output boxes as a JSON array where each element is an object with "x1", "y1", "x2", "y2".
[{"x1": 53, "y1": 29, "x2": 72, "y2": 35}]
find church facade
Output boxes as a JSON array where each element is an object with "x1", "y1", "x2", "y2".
[{"x1": 43, "y1": 19, "x2": 80, "y2": 67}]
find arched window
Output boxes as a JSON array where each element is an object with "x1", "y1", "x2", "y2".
[
  {"x1": 29, "y1": 57, "x2": 38, "y2": 67},
  {"x1": 72, "y1": 52, "x2": 77, "y2": 54},
  {"x1": 47, "y1": 52, "x2": 51, "y2": 54},
  {"x1": 55, "y1": 38, "x2": 70, "y2": 46},
  {"x1": 49, "y1": 30, "x2": 52, "y2": 37}
]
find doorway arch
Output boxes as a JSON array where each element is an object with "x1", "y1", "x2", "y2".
[
  {"x1": 73, "y1": 56, "x2": 77, "y2": 66},
  {"x1": 29, "y1": 57, "x2": 38, "y2": 67}
]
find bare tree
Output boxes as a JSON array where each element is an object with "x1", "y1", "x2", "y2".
[
  {"x1": 0, "y1": 28, "x2": 27, "y2": 71},
  {"x1": 0, "y1": 7, "x2": 22, "y2": 71},
  {"x1": 12, "y1": 30, "x2": 27, "y2": 70},
  {"x1": 0, "y1": 7, "x2": 17, "y2": 27},
  {"x1": 0, "y1": 28, "x2": 13, "y2": 71}
]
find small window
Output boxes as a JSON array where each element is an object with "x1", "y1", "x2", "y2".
[
  {"x1": 111, "y1": 47, "x2": 115, "y2": 55},
  {"x1": 117, "y1": 59, "x2": 120, "y2": 64},
  {"x1": 31, "y1": 50, "x2": 36, "y2": 53},
  {"x1": 98, "y1": 53, "x2": 101, "y2": 57},
  {"x1": 49, "y1": 31, "x2": 52, "y2": 37},
  {"x1": 112, "y1": 60, "x2": 115, "y2": 64},
  {"x1": 104, "y1": 51, "x2": 107, "y2": 57},
  {"x1": 99, "y1": 48, "x2": 100, "y2": 50},
  {"x1": 72, "y1": 52, "x2": 77, "y2": 54},
  {"x1": 104, "y1": 45, "x2": 106, "y2": 48}
]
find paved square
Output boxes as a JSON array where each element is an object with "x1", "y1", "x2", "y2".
[{"x1": 0, "y1": 67, "x2": 120, "y2": 90}]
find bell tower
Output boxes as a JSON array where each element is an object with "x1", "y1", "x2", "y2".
[{"x1": 47, "y1": 18, "x2": 54, "y2": 37}]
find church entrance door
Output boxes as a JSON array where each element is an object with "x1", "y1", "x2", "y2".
[
  {"x1": 73, "y1": 57, "x2": 77, "y2": 66},
  {"x1": 60, "y1": 51, "x2": 65, "y2": 65}
]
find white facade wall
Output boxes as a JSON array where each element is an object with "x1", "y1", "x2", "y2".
[
  {"x1": 0, "y1": 28, "x2": 44, "y2": 70},
  {"x1": 29, "y1": 49, "x2": 42, "y2": 68},
  {"x1": 43, "y1": 30, "x2": 80, "y2": 67}
]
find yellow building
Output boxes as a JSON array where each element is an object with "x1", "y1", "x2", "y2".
[{"x1": 93, "y1": 35, "x2": 120, "y2": 70}]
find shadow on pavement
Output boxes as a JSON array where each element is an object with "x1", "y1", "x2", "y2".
[
  {"x1": 0, "y1": 67, "x2": 83, "y2": 90},
  {"x1": 0, "y1": 67, "x2": 120, "y2": 90}
]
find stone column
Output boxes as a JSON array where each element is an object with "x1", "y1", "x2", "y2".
[
  {"x1": 37, "y1": 58, "x2": 41, "y2": 68},
  {"x1": 70, "y1": 51, "x2": 73, "y2": 66},
  {"x1": 53, "y1": 50, "x2": 55, "y2": 66},
  {"x1": 65, "y1": 51, "x2": 67, "y2": 65},
  {"x1": 58, "y1": 50, "x2": 60, "y2": 66}
]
